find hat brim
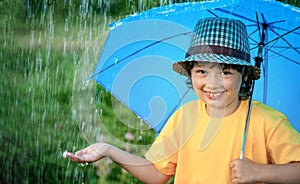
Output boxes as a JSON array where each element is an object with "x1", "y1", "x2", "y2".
[{"x1": 173, "y1": 53, "x2": 255, "y2": 77}]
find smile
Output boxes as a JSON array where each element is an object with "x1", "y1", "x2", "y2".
[{"x1": 204, "y1": 91, "x2": 224, "y2": 99}]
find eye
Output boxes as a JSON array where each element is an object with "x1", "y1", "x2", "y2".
[
  {"x1": 194, "y1": 69, "x2": 207, "y2": 78},
  {"x1": 197, "y1": 69, "x2": 206, "y2": 74},
  {"x1": 191, "y1": 66, "x2": 207, "y2": 77},
  {"x1": 222, "y1": 69, "x2": 232, "y2": 75}
]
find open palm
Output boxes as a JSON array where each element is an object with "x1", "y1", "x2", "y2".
[{"x1": 66, "y1": 143, "x2": 109, "y2": 163}]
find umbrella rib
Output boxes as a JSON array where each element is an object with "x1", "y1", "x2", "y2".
[
  {"x1": 270, "y1": 26, "x2": 300, "y2": 36},
  {"x1": 268, "y1": 20, "x2": 285, "y2": 25},
  {"x1": 248, "y1": 26, "x2": 260, "y2": 43},
  {"x1": 268, "y1": 49, "x2": 300, "y2": 66},
  {"x1": 160, "y1": 88, "x2": 192, "y2": 133},
  {"x1": 213, "y1": 8, "x2": 256, "y2": 23},
  {"x1": 90, "y1": 31, "x2": 193, "y2": 79},
  {"x1": 250, "y1": 25, "x2": 300, "y2": 51},
  {"x1": 268, "y1": 27, "x2": 300, "y2": 55},
  {"x1": 267, "y1": 46, "x2": 300, "y2": 49},
  {"x1": 260, "y1": 13, "x2": 286, "y2": 26},
  {"x1": 265, "y1": 26, "x2": 300, "y2": 49},
  {"x1": 256, "y1": 12, "x2": 262, "y2": 41},
  {"x1": 206, "y1": 9, "x2": 219, "y2": 17}
]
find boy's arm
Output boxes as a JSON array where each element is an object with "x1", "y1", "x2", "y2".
[
  {"x1": 231, "y1": 158, "x2": 300, "y2": 184},
  {"x1": 66, "y1": 143, "x2": 172, "y2": 184},
  {"x1": 108, "y1": 144, "x2": 172, "y2": 184}
]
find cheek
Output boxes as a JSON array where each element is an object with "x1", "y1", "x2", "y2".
[
  {"x1": 225, "y1": 77, "x2": 242, "y2": 92},
  {"x1": 191, "y1": 77, "x2": 204, "y2": 89}
]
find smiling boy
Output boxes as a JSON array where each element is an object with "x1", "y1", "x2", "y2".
[{"x1": 67, "y1": 17, "x2": 300, "y2": 183}]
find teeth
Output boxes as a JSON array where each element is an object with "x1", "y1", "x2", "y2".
[
  {"x1": 206, "y1": 92, "x2": 222, "y2": 97},
  {"x1": 211, "y1": 93, "x2": 220, "y2": 97}
]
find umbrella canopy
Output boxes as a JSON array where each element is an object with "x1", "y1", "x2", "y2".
[{"x1": 91, "y1": 0, "x2": 300, "y2": 133}]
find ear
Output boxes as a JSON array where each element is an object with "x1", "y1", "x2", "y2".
[
  {"x1": 242, "y1": 66, "x2": 249, "y2": 82},
  {"x1": 243, "y1": 74, "x2": 248, "y2": 82}
]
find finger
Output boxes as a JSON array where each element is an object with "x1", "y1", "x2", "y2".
[
  {"x1": 231, "y1": 168, "x2": 236, "y2": 176},
  {"x1": 75, "y1": 152, "x2": 101, "y2": 163},
  {"x1": 231, "y1": 173, "x2": 241, "y2": 184},
  {"x1": 231, "y1": 173, "x2": 236, "y2": 179},
  {"x1": 66, "y1": 153, "x2": 88, "y2": 163},
  {"x1": 66, "y1": 153, "x2": 80, "y2": 162},
  {"x1": 66, "y1": 152, "x2": 76, "y2": 159},
  {"x1": 230, "y1": 160, "x2": 238, "y2": 168},
  {"x1": 75, "y1": 148, "x2": 88, "y2": 155},
  {"x1": 231, "y1": 178, "x2": 239, "y2": 184}
]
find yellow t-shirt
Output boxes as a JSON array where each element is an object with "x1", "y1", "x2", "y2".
[{"x1": 145, "y1": 99, "x2": 300, "y2": 183}]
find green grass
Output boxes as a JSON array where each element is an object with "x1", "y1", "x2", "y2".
[
  {"x1": 0, "y1": 22, "x2": 96, "y2": 183},
  {"x1": 0, "y1": 0, "x2": 159, "y2": 183}
]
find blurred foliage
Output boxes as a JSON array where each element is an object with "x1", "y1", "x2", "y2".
[
  {"x1": 0, "y1": 33, "x2": 98, "y2": 183},
  {"x1": 277, "y1": 0, "x2": 300, "y2": 7},
  {"x1": 0, "y1": 0, "x2": 163, "y2": 183}
]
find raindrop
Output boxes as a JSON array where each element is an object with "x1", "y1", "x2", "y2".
[
  {"x1": 30, "y1": 30, "x2": 35, "y2": 54},
  {"x1": 99, "y1": 108, "x2": 103, "y2": 116},
  {"x1": 65, "y1": 18, "x2": 69, "y2": 32},
  {"x1": 81, "y1": 122, "x2": 86, "y2": 130},
  {"x1": 63, "y1": 151, "x2": 68, "y2": 158},
  {"x1": 138, "y1": 135, "x2": 143, "y2": 141},
  {"x1": 81, "y1": 79, "x2": 91, "y2": 90},
  {"x1": 63, "y1": 37, "x2": 67, "y2": 56}
]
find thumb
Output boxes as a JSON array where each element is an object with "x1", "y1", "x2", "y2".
[{"x1": 230, "y1": 159, "x2": 239, "y2": 168}]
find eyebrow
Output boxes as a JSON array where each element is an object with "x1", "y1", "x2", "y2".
[{"x1": 196, "y1": 62, "x2": 220, "y2": 69}]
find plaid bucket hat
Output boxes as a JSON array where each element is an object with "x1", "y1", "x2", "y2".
[{"x1": 173, "y1": 17, "x2": 259, "y2": 79}]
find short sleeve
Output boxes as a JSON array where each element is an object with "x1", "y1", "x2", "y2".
[
  {"x1": 145, "y1": 100, "x2": 200, "y2": 175},
  {"x1": 144, "y1": 112, "x2": 180, "y2": 175},
  {"x1": 267, "y1": 118, "x2": 300, "y2": 164}
]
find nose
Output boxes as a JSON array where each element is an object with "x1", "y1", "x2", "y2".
[{"x1": 206, "y1": 73, "x2": 223, "y2": 89}]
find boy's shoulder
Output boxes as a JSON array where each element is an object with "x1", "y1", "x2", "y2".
[{"x1": 251, "y1": 100, "x2": 287, "y2": 120}]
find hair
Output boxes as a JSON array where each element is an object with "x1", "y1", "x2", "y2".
[{"x1": 182, "y1": 61, "x2": 253, "y2": 100}]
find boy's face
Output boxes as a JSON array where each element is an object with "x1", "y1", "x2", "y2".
[{"x1": 191, "y1": 62, "x2": 243, "y2": 117}]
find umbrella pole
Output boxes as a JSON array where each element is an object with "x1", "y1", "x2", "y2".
[
  {"x1": 240, "y1": 15, "x2": 266, "y2": 159},
  {"x1": 240, "y1": 55, "x2": 263, "y2": 159},
  {"x1": 240, "y1": 83, "x2": 254, "y2": 159},
  {"x1": 263, "y1": 29, "x2": 269, "y2": 104}
]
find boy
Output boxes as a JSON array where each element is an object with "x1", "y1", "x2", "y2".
[{"x1": 67, "y1": 17, "x2": 300, "y2": 183}]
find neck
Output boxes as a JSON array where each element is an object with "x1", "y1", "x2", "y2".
[{"x1": 206, "y1": 99, "x2": 241, "y2": 118}]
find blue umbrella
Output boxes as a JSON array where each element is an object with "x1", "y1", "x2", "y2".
[{"x1": 91, "y1": 0, "x2": 300, "y2": 134}]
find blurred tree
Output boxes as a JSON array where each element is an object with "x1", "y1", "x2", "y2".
[
  {"x1": 24, "y1": 0, "x2": 57, "y2": 18},
  {"x1": 277, "y1": 0, "x2": 300, "y2": 7}
]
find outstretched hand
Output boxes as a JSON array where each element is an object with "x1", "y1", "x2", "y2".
[
  {"x1": 66, "y1": 143, "x2": 110, "y2": 163},
  {"x1": 230, "y1": 158, "x2": 261, "y2": 184}
]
